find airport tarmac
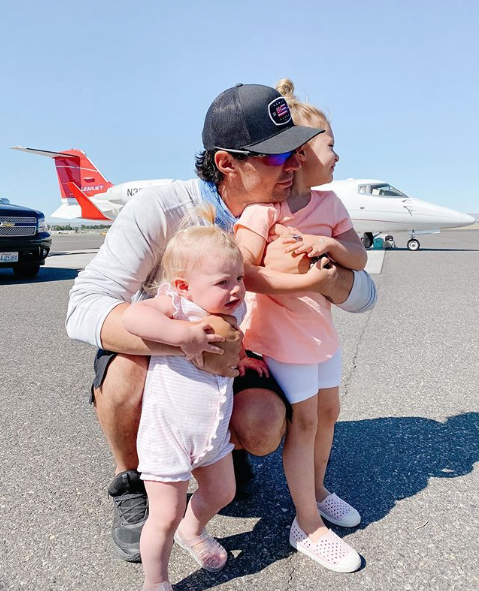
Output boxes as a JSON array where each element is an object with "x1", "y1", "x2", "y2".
[{"x1": 1, "y1": 230, "x2": 478, "y2": 591}]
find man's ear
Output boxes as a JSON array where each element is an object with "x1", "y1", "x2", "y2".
[
  {"x1": 173, "y1": 276, "x2": 189, "y2": 297},
  {"x1": 215, "y1": 150, "x2": 239, "y2": 178}
]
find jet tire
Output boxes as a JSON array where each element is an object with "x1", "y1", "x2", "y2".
[{"x1": 407, "y1": 239, "x2": 420, "y2": 251}]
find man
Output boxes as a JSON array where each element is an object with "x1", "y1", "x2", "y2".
[{"x1": 66, "y1": 83, "x2": 376, "y2": 562}]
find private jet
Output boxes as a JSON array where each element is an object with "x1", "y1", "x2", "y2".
[
  {"x1": 320, "y1": 179, "x2": 474, "y2": 250},
  {"x1": 12, "y1": 147, "x2": 475, "y2": 250}
]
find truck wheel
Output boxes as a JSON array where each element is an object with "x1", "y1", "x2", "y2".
[{"x1": 13, "y1": 264, "x2": 41, "y2": 278}]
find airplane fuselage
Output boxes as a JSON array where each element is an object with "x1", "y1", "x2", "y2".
[
  {"x1": 55, "y1": 177, "x2": 475, "y2": 236},
  {"x1": 320, "y1": 179, "x2": 475, "y2": 235}
]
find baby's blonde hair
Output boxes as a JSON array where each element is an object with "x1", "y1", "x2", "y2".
[
  {"x1": 276, "y1": 78, "x2": 330, "y2": 129},
  {"x1": 160, "y1": 204, "x2": 243, "y2": 283}
]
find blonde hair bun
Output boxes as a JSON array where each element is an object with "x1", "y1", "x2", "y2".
[
  {"x1": 275, "y1": 77, "x2": 329, "y2": 128},
  {"x1": 275, "y1": 78, "x2": 296, "y2": 100}
]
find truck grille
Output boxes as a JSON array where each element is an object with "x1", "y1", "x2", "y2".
[{"x1": 0, "y1": 216, "x2": 37, "y2": 237}]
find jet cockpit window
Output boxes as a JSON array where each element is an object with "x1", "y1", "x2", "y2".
[{"x1": 368, "y1": 184, "x2": 407, "y2": 198}]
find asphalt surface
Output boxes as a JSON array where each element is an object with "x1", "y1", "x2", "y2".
[{"x1": 1, "y1": 230, "x2": 478, "y2": 591}]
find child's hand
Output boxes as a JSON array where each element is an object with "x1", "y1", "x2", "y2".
[
  {"x1": 283, "y1": 232, "x2": 334, "y2": 258},
  {"x1": 181, "y1": 322, "x2": 225, "y2": 367},
  {"x1": 237, "y1": 356, "x2": 270, "y2": 377}
]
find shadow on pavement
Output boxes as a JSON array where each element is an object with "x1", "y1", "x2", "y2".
[
  {"x1": 330, "y1": 412, "x2": 479, "y2": 528},
  {"x1": 175, "y1": 412, "x2": 478, "y2": 590},
  {"x1": 0, "y1": 267, "x2": 80, "y2": 284},
  {"x1": 48, "y1": 250, "x2": 98, "y2": 256}
]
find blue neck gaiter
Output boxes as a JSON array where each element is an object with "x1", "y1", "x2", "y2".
[{"x1": 198, "y1": 179, "x2": 238, "y2": 233}]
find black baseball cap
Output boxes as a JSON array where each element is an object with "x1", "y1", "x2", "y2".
[{"x1": 202, "y1": 83, "x2": 323, "y2": 155}]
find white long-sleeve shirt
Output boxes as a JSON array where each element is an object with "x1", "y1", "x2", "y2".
[{"x1": 66, "y1": 179, "x2": 202, "y2": 347}]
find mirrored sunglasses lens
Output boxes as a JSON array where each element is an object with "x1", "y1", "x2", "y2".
[{"x1": 262, "y1": 151, "x2": 294, "y2": 166}]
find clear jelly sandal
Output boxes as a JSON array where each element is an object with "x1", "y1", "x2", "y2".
[{"x1": 174, "y1": 528, "x2": 227, "y2": 572}]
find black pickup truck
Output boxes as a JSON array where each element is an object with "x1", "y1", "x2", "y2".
[{"x1": 0, "y1": 198, "x2": 52, "y2": 278}]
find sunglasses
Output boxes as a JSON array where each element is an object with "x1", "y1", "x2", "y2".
[{"x1": 215, "y1": 147, "x2": 298, "y2": 167}]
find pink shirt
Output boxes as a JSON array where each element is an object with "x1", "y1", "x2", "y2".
[{"x1": 235, "y1": 190, "x2": 353, "y2": 364}]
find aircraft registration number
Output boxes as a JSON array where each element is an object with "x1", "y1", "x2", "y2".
[{"x1": 0, "y1": 252, "x2": 19, "y2": 263}]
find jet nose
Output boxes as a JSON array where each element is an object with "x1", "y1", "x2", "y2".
[
  {"x1": 427, "y1": 202, "x2": 476, "y2": 228},
  {"x1": 458, "y1": 212, "x2": 476, "y2": 227},
  {"x1": 442, "y1": 209, "x2": 476, "y2": 228},
  {"x1": 411, "y1": 199, "x2": 476, "y2": 229}
]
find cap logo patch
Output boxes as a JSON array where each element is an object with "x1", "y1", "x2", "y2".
[{"x1": 268, "y1": 97, "x2": 292, "y2": 126}]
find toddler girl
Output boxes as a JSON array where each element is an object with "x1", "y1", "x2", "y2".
[
  {"x1": 122, "y1": 208, "x2": 267, "y2": 591},
  {"x1": 234, "y1": 78, "x2": 368, "y2": 573}
]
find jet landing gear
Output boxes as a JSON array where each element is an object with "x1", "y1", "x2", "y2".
[
  {"x1": 362, "y1": 232, "x2": 374, "y2": 249},
  {"x1": 407, "y1": 237, "x2": 420, "y2": 251}
]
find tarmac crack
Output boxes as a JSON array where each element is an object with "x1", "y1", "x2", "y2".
[
  {"x1": 340, "y1": 309, "x2": 374, "y2": 402},
  {"x1": 284, "y1": 552, "x2": 296, "y2": 591}
]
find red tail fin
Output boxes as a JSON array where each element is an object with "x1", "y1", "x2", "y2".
[
  {"x1": 52, "y1": 149, "x2": 114, "y2": 200},
  {"x1": 11, "y1": 146, "x2": 114, "y2": 200}
]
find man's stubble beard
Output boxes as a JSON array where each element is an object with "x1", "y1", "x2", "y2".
[{"x1": 271, "y1": 186, "x2": 292, "y2": 203}]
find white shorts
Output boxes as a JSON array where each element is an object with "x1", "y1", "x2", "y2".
[{"x1": 264, "y1": 348, "x2": 342, "y2": 404}]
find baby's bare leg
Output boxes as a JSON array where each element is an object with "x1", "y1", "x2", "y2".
[
  {"x1": 174, "y1": 455, "x2": 235, "y2": 572},
  {"x1": 180, "y1": 454, "x2": 236, "y2": 538},
  {"x1": 141, "y1": 480, "x2": 188, "y2": 590}
]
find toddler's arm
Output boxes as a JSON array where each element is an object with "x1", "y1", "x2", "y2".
[
  {"x1": 282, "y1": 227, "x2": 367, "y2": 271},
  {"x1": 236, "y1": 226, "x2": 337, "y2": 295},
  {"x1": 122, "y1": 295, "x2": 225, "y2": 366}
]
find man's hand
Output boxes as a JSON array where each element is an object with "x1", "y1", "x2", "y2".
[
  {"x1": 306, "y1": 258, "x2": 338, "y2": 299},
  {"x1": 192, "y1": 314, "x2": 242, "y2": 378},
  {"x1": 180, "y1": 322, "x2": 226, "y2": 367},
  {"x1": 264, "y1": 228, "x2": 354, "y2": 303},
  {"x1": 306, "y1": 258, "x2": 355, "y2": 303}
]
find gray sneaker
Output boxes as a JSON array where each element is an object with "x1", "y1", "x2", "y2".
[{"x1": 108, "y1": 469, "x2": 148, "y2": 562}]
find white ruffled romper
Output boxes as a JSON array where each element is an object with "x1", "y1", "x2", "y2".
[{"x1": 137, "y1": 283, "x2": 245, "y2": 482}]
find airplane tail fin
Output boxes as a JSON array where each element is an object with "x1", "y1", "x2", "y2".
[
  {"x1": 11, "y1": 146, "x2": 114, "y2": 200},
  {"x1": 67, "y1": 182, "x2": 110, "y2": 221}
]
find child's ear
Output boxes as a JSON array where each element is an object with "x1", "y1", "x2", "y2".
[
  {"x1": 173, "y1": 276, "x2": 189, "y2": 296},
  {"x1": 296, "y1": 146, "x2": 307, "y2": 162}
]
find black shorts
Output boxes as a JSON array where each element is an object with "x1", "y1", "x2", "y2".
[{"x1": 91, "y1": 349, "x2": 292, "y2": 420}]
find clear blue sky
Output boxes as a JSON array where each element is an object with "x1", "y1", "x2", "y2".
[{"x1": 1, "y1": 0, "x2": 478, "y2": 217}]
